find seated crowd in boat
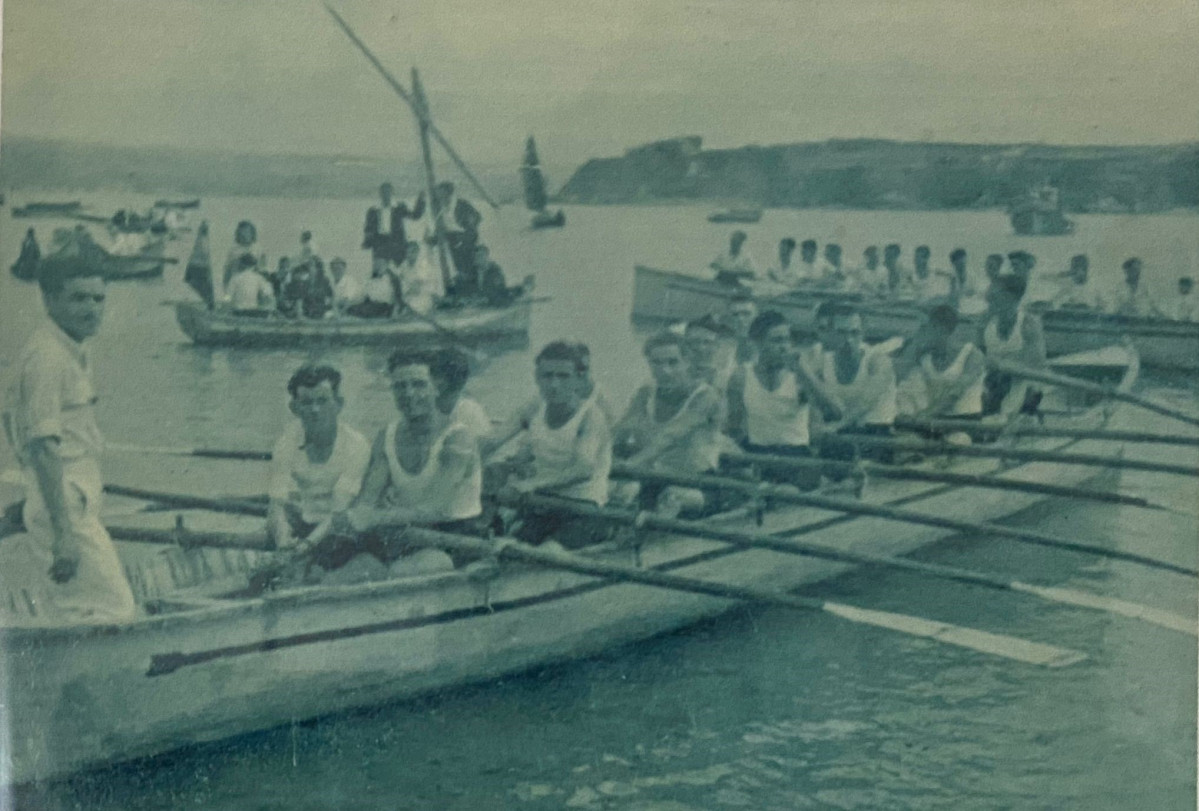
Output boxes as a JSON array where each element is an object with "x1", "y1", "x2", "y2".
[
  {"x1": 247, "y1": 266, "x2": 1047, "y2": 587},
  {"x1": 710, "y1": 232, "x2": 1196, "y2": 321},
  {"x1": 207, "y1": 202, "x2": 527, "y2": 319}
]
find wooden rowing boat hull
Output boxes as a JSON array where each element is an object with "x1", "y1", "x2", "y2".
[
  {"x1": 173, "y1": 301, "x2": 533, "y2": 348},
  {"x1": 632, "y1": 265, "x2": 1199, "y2": 371}
]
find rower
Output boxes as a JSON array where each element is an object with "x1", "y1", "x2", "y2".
[
  {"x1": 267, "y1": 366, "x2": 371, "y2": 550},
  {"x1": 882, "y1": 243, "x2": 907, "y2": 297},
  {"x1": 1052, "y1": 254, "x2": 1105, "y2": 311},
  {"x1": 817, "y1": 243, "x2": 845, "y2": 286},
  {"x1": 724, "y1": 311, "x2": 821, "y2": 489},
  {"x1": 1172, "y1": 276, "x2": 1195, "y2": 322},
  {"x1": 767, "y1": 238, "x2": 800, "y2": 286},
  {"x1": 797, "y1": 239, "x2": 819, "y2": 281},
  {"x1": 226, "y1": 254, "x2": 275, "y2": 317},
  {"x1": 430, "y1": 348, "x2": 492, "y2": 441},
  {"x1": 898, "y1": 305, "x2": 986, "y2": 429},
  {"x1": 314, "y1": 350, "x2": 481, "y2": 579},
  {"x1": 683, "y1": 314, "x2": 737, "y2": 391},
  {"x1": 612, "y1": 332, "x2": 723, "y2": 517},
  {"x1": 978, "y1": 273, "x2": 1046, "y2": 417},
  {"x1": 1007, "y1": 250, "x2": 1036, "y2": 285},
  {"x1": 947, "y1": 248, "x2": 972, "y2": 305},
  {"x1": 719, "y1": 290, "x2": 758, "y2": 364},
  {"x1": 911, "y1": 245, "x2": 950, "y2": 302},
  {"x1": 811, "y1": 301, "x2": 899, "y2": 463},
  {"x1": 854, "y1": 245, "x2": 885, "y2": 294},
  {"x1": 494, "y1": 341, "x2": 612, "y2": 547},
  {"x1": 1113, "y1": 258, "x2": 1163, "y2": 318},
  {"x1": 1, "y1": 257, "x2": 137, "y2": 623},
  {"x1": 710, "y1": 230, "x2": 758, "y2": 284}
]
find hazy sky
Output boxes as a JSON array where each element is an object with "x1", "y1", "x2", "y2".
[{"x1": 2, "y1": 0, "x2": 1197, "y2": 167}]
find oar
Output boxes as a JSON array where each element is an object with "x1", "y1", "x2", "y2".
[
  {"x1": 520, "y1": 491, "x2": 1195, "y2": 636},
  {"x1": 107, "y1": 442, "x2": 273, "y2": 462},
  {"x1": 365, "y1": 525, "x2": 1089, "y2": 667},
  {"x1": 992, "y1": 357, "x2": 1199, "y2": 428},
  {"x1": 893, "y1": 418, "x2": 1199, "y2": 448},
  {"x1": 108, "y1": 525, "x2": 273, "y2": 551},
  {"x1": 833, "y1": 435, "x2": 1199, "y2": 478},
  {"x1": 103, "y1": 484, "x2": 268, "y2": 518},
  {"x1": 609, "y1": 464, "x2": 1197, "y2": 578},
  {"x1": 723, "y1": 451, "x2": 1174, "y2": 511},
  {"x1": 107, "y1": 254, "x2": 180, "y2": 265}
]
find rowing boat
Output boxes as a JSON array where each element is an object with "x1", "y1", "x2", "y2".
[
  {"x1": 173, "y1": 300, "x2": 533, "y2": 348},
  {"x1": 0, "y1": 349, "x2": 1141, "y2": 785},
  {"x1": 632, "y1": 265, "x2": 1199, "y2": 372}
]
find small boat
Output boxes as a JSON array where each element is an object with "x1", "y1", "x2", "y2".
[
  {"x1": 521, "y1": 136, "x2": 566, "y2": 229},
  {"x1": 631, "y1": 265, "x2": 1199, "y2": 372},
  {"x1": 17, "y1": 229, "x2": 169, "y2": 282},
  {"x1": 174, "y1": 299, "x2": 533, "y2": 348},
  {"x1": 153, "y1": 198, "x2": 201, "y2": 209},
  {"x1": 0, "y1": 350, "x2": 1138, "y2": 785},
  {"x1": 707, "y1": 208, "x2": 763, "y2": 224},
  {"x1": 11, "y1": 200, "x2": 84, "y2": 218},
  {"x1": 1008, "y1": 184, "x2": 1074, "y2": 236}
]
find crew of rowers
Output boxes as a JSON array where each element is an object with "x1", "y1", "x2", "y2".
[
  {"x1": 192, "y1": 180, "x2": 527, "y2": 317},
  {"x1": 710, "y1": 232, "x2": 1196, "y2": 321},
  {"x1": 261, "y1": 267, "x2": 1043, "y2": 586}
]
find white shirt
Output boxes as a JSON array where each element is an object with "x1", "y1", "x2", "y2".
[
  {"x1": 382, "y1": 418, "x2": 482, "y2": 521},
  {"x1": 916, "y1": 344, "x2": 985, "y2": 416},
  {"x1": 334, "y1": 273, "x2": 365, "y2": 307},
  {"x1": 742, "y1": 366, "x2": 810, "y2": 447},
  {"x1": 4, "y1": 322, "x2": 103, "y2": 464},
  {"x1": 523, "y1": 398, "x2": 612, "y2": 505},
  {"x1": 712, "y1": 249, "x2": 758, "y2": 279},
  {"x1": 1053, "y1": 281, "x2": 1105, "y2": 310},
  {"x1": 450, "y1": 397, "x2": 492, "y2": 441},
  {"x1": 1172, "y1": 294, "x2": 1196, "y2": 322},
  {"x1": 227, "y1": 269, "x2": 274, "y2": 311},
  {"x1": 819, "y1": 350, "x2": 898, "y2": 427},
  {"x1": 268, "y1": 420, "x2": 371, "y2": 525}
]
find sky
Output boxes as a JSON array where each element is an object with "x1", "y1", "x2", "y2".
[{"x1": 1, "y1": 0, "x2": 1197, "y2": 168}]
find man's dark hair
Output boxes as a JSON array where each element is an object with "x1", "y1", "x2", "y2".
[
  {"x1": 884, "y1": 243, "x2": 901, "y2": 254},
  {"x1": 748, "y1": 310, "x2": 789, "y2": 342},
  {"x1": 985, "y1": 253, "x2": 1004, "y2": 266},
  {"x1": 1007, "y1": 250, "x2": 1034, "y2": 266},
  {"x1": 800, "y1": 239, "x2": 817, "y2": 251},
  {"x1": 387, "y1": 349, "x2": 434, "y2": 374},
  {"x1": 928, "y1": 303, "x2": 959, "y2": 332},
  {"x1": 950, "y1": 248, "x2": 967, "y2": 262},
  {"x1": 37, "y1": 257, "x2": 105, "y2": 296},
  {"x1": 1123, "y1": 257, "x2": 1142, "y2": 272},
  {"x1": 914, "y1": 245, "x2": 931, "y2": 257},
  {"x1": 429, "y1": 347, "x2": 472, "y2": 394},
  {"x1": 779, "y1": 238, "x2": 796, "y2": 250},
  {"x1": 644, "y1": 330, "x2": 687, "y2": 357},
  {"x1": 287, "y1": 364, "x2": 342, "y2": 398},
  {"x1": 536, "y1": 340, "x2": 587, "y2": 372},
  {"x1": 1179, "y1": 276, "x2": 1194, "y2": 289}
]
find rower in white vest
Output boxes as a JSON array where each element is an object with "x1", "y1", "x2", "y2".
[
  {"x1": 978, "y1": 273, "x2": 1046, "y2": 417},
  {"x1": 898, "y1": 304, "x2": 986, "y2": 428}
]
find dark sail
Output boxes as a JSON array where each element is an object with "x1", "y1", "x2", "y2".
[{"x1": 520, "y1": 136, "x2": 549, "y2": 212}]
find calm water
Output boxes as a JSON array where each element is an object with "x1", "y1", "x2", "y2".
[{"x1": 1, "y1": 195, "x2": 1196, "y2": 809}]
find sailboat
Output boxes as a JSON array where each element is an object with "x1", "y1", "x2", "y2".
[{"x1": 521, "y1": 136, "x2": 566, "y2": 229}]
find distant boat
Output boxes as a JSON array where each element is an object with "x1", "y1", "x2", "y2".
[
  {"x1": 154, "y1": 198, "x2": 201, "y2": 210},
  {"x1": 11, "y1": 200, "x2": 84, "y2": 218},
  {"x1": 707, "y1": 207, "x2": 762, "y2": 224},
  {"x1": 1008, "y1": 184, "x2": 1074, "y2": 236},
  {"x1": 521, "y1": 136, "x2": 565, "y2": 230}
]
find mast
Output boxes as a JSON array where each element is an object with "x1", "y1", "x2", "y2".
[{"x1": 410, "y1": 67, "x2": 454, "y2": 294}]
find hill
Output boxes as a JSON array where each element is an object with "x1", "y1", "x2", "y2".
[{"x1": 557, "y1": 137, "x2": 1199, "y2": 213}]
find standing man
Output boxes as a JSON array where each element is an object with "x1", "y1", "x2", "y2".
[
  {"x1": 363, "y1": 182, "x2": 425, "y2": 267},
  {"x1": 431, "y1": 181, "x2": 483, "y2": 283},
  {"x1": 2, "y1": 259, "x2": 136, "y2": 623}
]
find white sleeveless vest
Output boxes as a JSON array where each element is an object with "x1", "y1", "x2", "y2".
[
  {"x1": 383, "y1": 418, "x2": 481, "y2": 521},
  {"x1": 820, "y1": 350, "x2": 897, "y2": 426},
  {"x1": 742, "y1": 365, "x2": 810, "y2": 446},
  {"x1": 920, "y1": 343, "x2": 984, "y2": 416},
  {"x1": 529, "y1": 399, "x2": 611, "y2": 505}
]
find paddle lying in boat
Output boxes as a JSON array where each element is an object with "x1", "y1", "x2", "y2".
[
  {"x1": 108, "y1": 524, "x2": 273, "y2": 552},
  {"x1": 610, "y1": 464, "x2": 1198, "y2": 577},
  {"x1": 723, "y1": 451, "x2": 1176, "y2": 512},
  {"x1": 893, "y1": 418, "x2": 1199, "y2": 448},
  {"x1": 334, "y1": 524, "x2": 1089, "y2": 667},
  {"x1": 107, "y1": 442, "x2": 274, "y2": 461},
  {"x1": 993, "y1": 357, "x2": 1199, "y2": 428},
  {"x1": 519, "y1": 492, "x2": 1195, "y2": 636},
  {"x1": 104, "y1": 484, "x2": 268, "y2": 518},
  {"x1": 831, "y1": 436, "x2": 1199, "y2": 478}
]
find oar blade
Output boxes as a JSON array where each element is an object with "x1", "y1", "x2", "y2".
[
  {"x1": 1013, "y1": 583, "x2": 1198, "y2": 636},
  {"x1": 823, "y1": 601, "x2": 1088, "y2": 667}
]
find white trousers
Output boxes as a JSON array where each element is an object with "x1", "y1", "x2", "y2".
[{"x1": 0, "y1": 459, "x2": 136, "y2": 625}]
